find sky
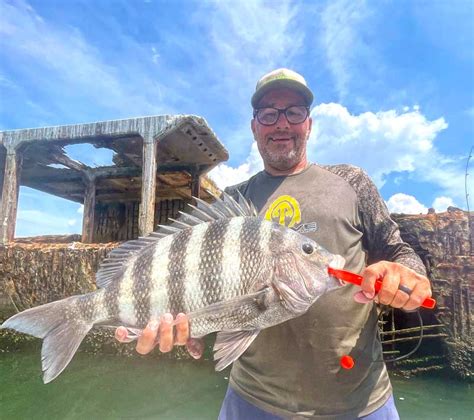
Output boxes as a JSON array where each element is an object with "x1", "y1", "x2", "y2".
[{"x1": 0, "y1": 0, "x2": 473, "y2": 237}]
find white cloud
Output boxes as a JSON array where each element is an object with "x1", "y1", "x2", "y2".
[
  {"x1": 308, "y1": 103, "x2": 467, "y2": 205},
  {"x1": 210, "y1": 103, "x2": 466, "y2": 208},
  {"x1": 77, "y1": 205, "x2": 84, "y2": 214},
  {"x1": 386, "y1": 193, "x2": 427, "y2": 214},
  {"x1": 319, "y1": 0, "x2": 378, "y2": 101},
  {"x1": 432, "y1": 196, "x2": 455, "y2": 212},
  {"x1": 208, "y1": 142, "x2": 263, "y2": 190}
]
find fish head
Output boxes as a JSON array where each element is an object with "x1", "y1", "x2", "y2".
[{"x1": 270, "y1": 225, "x2": 345, "y2": 314}]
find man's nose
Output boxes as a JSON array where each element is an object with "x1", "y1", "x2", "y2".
[{"x1": 276, "y1": 110, "x2": 290, "y2": 129}]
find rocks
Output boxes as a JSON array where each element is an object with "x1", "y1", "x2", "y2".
[{"x1": 393, "y1": 210, "x2": 473, "y2": 380}]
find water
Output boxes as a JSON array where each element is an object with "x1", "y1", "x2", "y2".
[{"x1": 0, "y1": 351, "x2": 471, "y2": 420}]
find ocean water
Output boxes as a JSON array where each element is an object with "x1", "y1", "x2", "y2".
[{"x1": 0, "y1": 351, "x2": 471, "y2": 420}]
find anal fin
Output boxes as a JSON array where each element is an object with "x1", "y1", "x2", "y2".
[{"x1": 213, "y1": 330, "x2": 260, "y2": 371}]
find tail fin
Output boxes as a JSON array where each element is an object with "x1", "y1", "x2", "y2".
[{"x1": 1, "y1": 297, "x2": 93, "y2": 383}]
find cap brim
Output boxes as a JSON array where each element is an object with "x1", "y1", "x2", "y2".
[{"x1": 251, "y1": 79, "x2": 313, "y2": 108}]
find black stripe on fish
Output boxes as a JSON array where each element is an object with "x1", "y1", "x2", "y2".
[
  {"x1": 199, "y1": 218, "x2": 231, "y2": 305},
  {"x1": 240, "y1": 218, "x2": 263, "y2": 290},
  {"x1": 131, "y1": 246, "x2": 155, "y2": 327},
  {"x1": 167, "y1": 228, "x2": 193, "y2": 314}
]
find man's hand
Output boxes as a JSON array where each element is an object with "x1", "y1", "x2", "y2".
[
  {"x1": 114, "y1": 312, "x2": 204, "y2": 359},
  {"x1": 353, "y1": 261, "x2": 432, "y2": 311}
]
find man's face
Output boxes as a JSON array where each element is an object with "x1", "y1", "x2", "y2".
[{"x1": 251, "y1": 87, "x2": 312, "y2": 173}]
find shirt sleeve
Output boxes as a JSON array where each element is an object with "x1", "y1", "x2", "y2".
[{"x1": 351, "y1": 167, "x2": 427, "y2": 276}]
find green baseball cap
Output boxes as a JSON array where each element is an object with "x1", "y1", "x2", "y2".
[{"x1": 251, "y1": 68, "x2": 314, "y2": 108}]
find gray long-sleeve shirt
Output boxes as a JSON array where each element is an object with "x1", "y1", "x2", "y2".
[{"x1": 225, "y1": 163, "x2": 426, "y2": 419}]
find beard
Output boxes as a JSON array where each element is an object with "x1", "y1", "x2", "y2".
[{"x1": 258, "y1": 135, "x2": 307, "y2": 171}]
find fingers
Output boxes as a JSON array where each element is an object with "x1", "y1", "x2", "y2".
[
  {"x1": 358, "y1": 261, "x2": 432, "y2": 310},
  {"x1": 186, "y1": 338, "x2": 205, "y2": 359},
  {"x1": 114, "y1": 313, "x2": 193, "y2": 355},
  {"x1": 115, "y1": 326, "x2": 131, "y2": 343},
  {"x1": 360, "y1": 264, "x2": 379, "y2": 300},
  {"x1": 136, "y1": 319, "x2": 160, "y2": 354},
  {"x1": 174, "y1": 313, "x2": 190, "y2": 345},
  {"x1": 158, "y1": 313, "x2": 174, "y2": 353},
  {"x1": 403, "y1": 276, "x2": 432, "y2": 311},
  {"x1": 377, "y1": 271, "x2": 400, "y2": 306}
]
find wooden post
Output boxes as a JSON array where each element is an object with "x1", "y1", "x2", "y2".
[
  {"x1": 191, "y1": 168, "x2": 200, "y2": 198},
  {"x1": 0, "y1": 147, "x2": 22, "y2": 244},
  {"x1": 139, "y1": 136, "x2": 157, "y2": 236},
  {"x1": 81, "y1": 172, "x2": 96, "y2": 243}
]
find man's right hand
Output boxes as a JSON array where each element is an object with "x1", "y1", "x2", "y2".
[{"x1": 114, "y1": 312, "x2": 204, "y2": 359}]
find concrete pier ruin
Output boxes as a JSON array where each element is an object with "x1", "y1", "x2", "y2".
[{"x1": 0, "y1": 115, "x2": 228, "y2": 244}]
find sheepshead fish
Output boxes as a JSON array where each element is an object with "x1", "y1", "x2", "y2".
[{"x1": 1, "y1": 192, "x2": 345, "y2": 383}]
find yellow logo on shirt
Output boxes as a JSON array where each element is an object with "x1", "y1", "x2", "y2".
[{"x1": 264, "y1": 195, "x2": 301, "y2": 228}]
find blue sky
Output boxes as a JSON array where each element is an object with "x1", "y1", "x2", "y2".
[{"x1": 0, "y1": 0, "x2": 473, "y2": 237}]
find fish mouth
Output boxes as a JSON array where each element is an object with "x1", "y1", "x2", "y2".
[{"x1": 328, "y1": 254, "x2": 346, "y2": 286}]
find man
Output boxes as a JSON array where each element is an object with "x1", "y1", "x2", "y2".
[{"x1": 116, "y1": 68, "x2": 432, "y2": 419}]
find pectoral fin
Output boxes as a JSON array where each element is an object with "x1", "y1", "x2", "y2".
[
  {"x1": 186, "y1": 288, "x2": 272, "y2": 322},
  {"x1": 213, "y1": 329, "x2": 260, "y2": 371}
]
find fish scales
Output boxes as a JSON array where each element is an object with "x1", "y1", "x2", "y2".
[
  {"x1": 131, "y1": 245, "x2": 154, "y2": 326},
  {"x1": 239, "y1": 218, "x2": 269, "y2": 291},
  {"x1": 183, "y1": 222, "x2": 209, "y2": 313},
  {"x1": 1, "y1": 192, "x2": 345, "y2": 382},
  {"x1": 190, "y1": 218, "x2": 276, "y2": 336},
  {"x1": 104, "y1": 282, "x2": 120, "y2": 322},
  {"x1": 149, "y1": 235, "x2": 173, "y2": 320},
  {"x1": 118, "y1": 260, "x2": 138, "y2": 325},
  {"x1": 219, "y1": 217, "x2": 244, "y2": 300},
  {"x1": 167, "y1": 228, "x2": 193, "y2": 314},
  {"x1": 197, "y1": 218, "x2": 230, "y2": 307}
]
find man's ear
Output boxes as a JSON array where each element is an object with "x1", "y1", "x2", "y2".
[
  {"x1": 307, "y1": 117, "x2": 313, "y2": 138},
  {"x1": 251, "y1": 118, "x2": 257, "y2": 138}
]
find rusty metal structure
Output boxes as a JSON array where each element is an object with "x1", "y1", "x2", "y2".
[{"x1": 0, "y1": 115, "x2": 228, "y2": 244}]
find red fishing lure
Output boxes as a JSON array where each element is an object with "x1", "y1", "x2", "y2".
[{"x1": 327, "y1": 267, "x2": 436, "y2": 309}]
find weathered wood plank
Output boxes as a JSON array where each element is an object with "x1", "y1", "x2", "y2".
[
  {"x1": 139, "y1": 138, "x2": 157, "y2": 236},
  {"x1": 0, "y1": 149, "x2": 22, "y2": 244},
  {"x1": 81, "y1": 176, "x2": 96, "y2": 243}
]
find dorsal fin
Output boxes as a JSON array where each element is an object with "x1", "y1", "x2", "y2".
[{"x1": 95, "y1": 190, "x2": 258, "y2": 288}]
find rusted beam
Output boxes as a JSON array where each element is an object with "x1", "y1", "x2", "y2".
[
  {"x1": 0, "y1": 148, "x2": 22, "y2": 244},
  {"x1": 379, "y1": 324, "x2": 445, "y2": 336},
  {"x1": 139, "y1": 137, "x2": 157, "y2": 236},
  {"x1": 81, "y1": 174, "x2": 96, "y2": 243},
  {"x1": 49, "y1": 149, "x2": 90, "y2": 172},
  {"x1": 382, "y1": 333, "x2": 448, "y2": 344}
]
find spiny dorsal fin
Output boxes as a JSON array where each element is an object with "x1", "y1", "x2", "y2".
[{"x1": 95, "y1": 190, "x2": 258, "y2": 288}]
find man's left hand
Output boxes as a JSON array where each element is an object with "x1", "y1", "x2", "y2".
[{"x1": 353, "y1": 261, "x2": 432, "y2": 311}]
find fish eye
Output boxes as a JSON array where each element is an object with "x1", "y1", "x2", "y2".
[{"x1": 302, "y1": 243, "x2": 314, "y2": 254}]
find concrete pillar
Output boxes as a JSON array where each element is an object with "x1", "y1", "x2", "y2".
[
  {"x1": 139, "y1": 136, "x2": 157, "y2": 236},
  {"x1": 0, "y1": 147, "x2": 22, "y2": 244},
  {"x1": 81, "y1": 173, "x2": 96, "y2": 243}
]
